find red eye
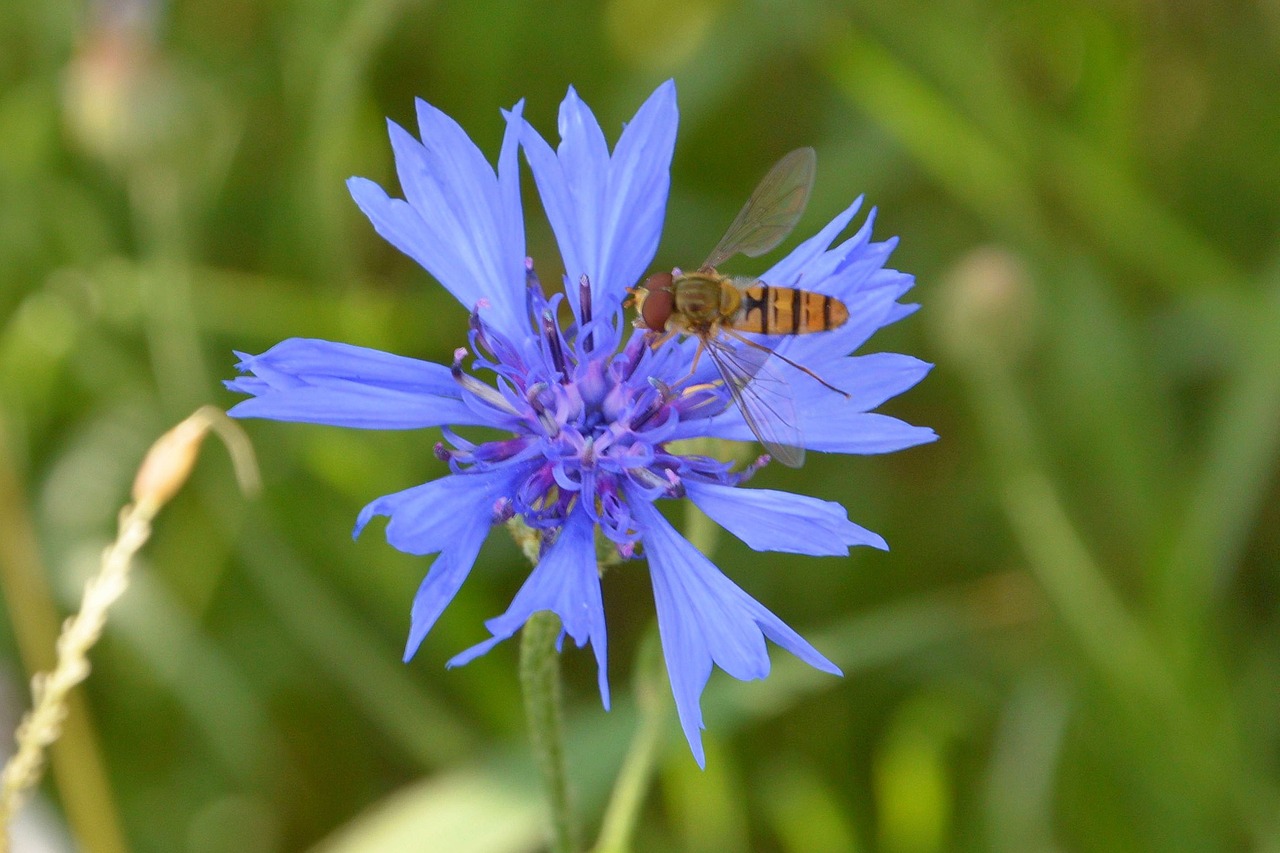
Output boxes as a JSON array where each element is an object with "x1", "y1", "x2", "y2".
[{"x1": 639, "y1": 272, "x2": 674, "y2": 330}]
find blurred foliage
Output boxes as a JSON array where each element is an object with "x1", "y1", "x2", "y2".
[{"x1": 0, "y1": 0, "x2": 1278, "y2": 850}]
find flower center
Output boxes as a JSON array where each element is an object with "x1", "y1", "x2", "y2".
[{"x1": 438, "y1": 266, "x2": 751, "y2": 547}]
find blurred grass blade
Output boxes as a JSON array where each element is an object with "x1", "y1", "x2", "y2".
[
  {"x1": 1159, "y1": 289, "x2": 1280, "y2": 660},
  {"x1": 0, "y1": 420, "x2": 127, "y2": 853},
  {"x1": 312, "y1": 769, "x2": 545, "y2": 853},
  {"x1": 825, "y1": 26, "x2": 1244, "y2": 296},
  {"x1": 758, "y1": 757, "x2": 861, "y2": 853},
  {"x1": 983, "y1": 670, "x2": 1071, "y2": 853},
  {"x1": 102, "y1": 562, "x2": 274, "y2": 785},
  {"x1": 237, "y1": 518, "x2": 477, "y2": 767},
  {"x1": 825, "y1": 28, "x2": 1044, "y2": 243}
]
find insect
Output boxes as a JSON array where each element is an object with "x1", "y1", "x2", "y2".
[{"x1": 632, "y1": 147, "x2": 850, "y2": 468}]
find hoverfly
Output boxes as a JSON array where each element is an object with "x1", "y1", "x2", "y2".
[{"x1": 633, "y1": 148, "x2": 850, "y2": 468}]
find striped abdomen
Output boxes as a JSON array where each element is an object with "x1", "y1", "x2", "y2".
[{"x1": 733, "y1": 282, "x2": 849, "y2": 335}]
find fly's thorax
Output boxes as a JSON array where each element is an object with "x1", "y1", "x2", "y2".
[{"x1": 672, "y1": 271, "x2": 735, "y2": 328}]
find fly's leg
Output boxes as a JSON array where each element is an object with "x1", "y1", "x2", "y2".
[
  {"x1": 668, "y1": 338, "x2": 719, "y2": 393},
  {"x1": 645, "y1": 328, "x2": 678, "y2": 350},
  {"x1": 721, "y1": 328, "x2": 850, "y2": 397},
  {"x1": 644, "y1": 326, "x2": 724, "y2": 400}
]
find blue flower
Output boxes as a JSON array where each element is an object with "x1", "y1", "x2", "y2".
[{"x1": 226, "y1": 81, "x2": 935, "y2": 766}]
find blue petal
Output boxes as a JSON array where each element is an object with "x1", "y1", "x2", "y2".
[
  {"x1": 226, "y1": 338, "x2": 483, "y2": 428},
  {"x1": 353, "y1": 466, "x2": 530, "y2": 660},
  {"x1": 632, "y1": 498, "x2": 840, "y2": 767},
  {"x1": 446, "y1": 508, "x2": 610, "y2": 707},
  {"x1": 403, "y1": 519, "x2": 490, "y2": 661},
  {"x1": 522, "y1": 80, "x2": 677, "y2": 318},
  {"x1": 693, "y1": 404, "x2": 936, "y2": 454},
  {"x1": 803, "y1": 413, "x2": 938, "y2": 454},
  {"x1": 788, "y1": 353, "x2": 933, "y2": 412},
  {"x1": 347, "y1": 100, "x2": 527, "y2": 339},
  {"x1": 883, "y1": 301, "x2": 920, "y2": 326},
  {"x1": 684, "y1": 481, "x2": 887, "y2": 554},
  {"x1": 354, "y1": 466, "x2": 524, "y2": 554}
]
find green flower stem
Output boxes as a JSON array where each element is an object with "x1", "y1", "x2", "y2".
[{"x1": 521, "y1": 610, "x2": 579, "y2": 853}]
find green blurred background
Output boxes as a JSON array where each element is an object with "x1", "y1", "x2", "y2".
[{"x1": 2, "y1": 0, "x2": 1278, "y2": 850}]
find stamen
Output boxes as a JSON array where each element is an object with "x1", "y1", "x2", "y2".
[
  {"x1": 631, "y1": 466, "x2": 676, "y2": 494},
  {"x1": 579, "y1": 275, "x2": 594, "y2": 352},
  {"x1": 618, "y1": 333, "x2": 646, "y2": 380},
  {"x1": 492, "y1": 497, "x2": 515, "y2": 523},
  {"x1": 469, "y1": 310, "x2": 493, "y2": 359},
  {"x1": 452, "y1": 350, "x2": 519, "y2": 414},
  {"x1": 524, "y1": 382, "x2": 562, "y2": 437},
  {"x1": 541, "y1": 310, "x2": 567, "y2": 378},
  {"x1": 740, "y1": 454, "x2": 771, "y2": 482},
  {"x1": 526, "y1": 381, "x2": 550, "y2": 413},
  {"x1": 441, "y1": 426, "x2": 475, "y2": 451},
  {"x1": 525, "y1": 258, "x2": 546, "y2": 327},
  {"x1": 632, "y1": 386, "x2": 671, "y2": 430}
]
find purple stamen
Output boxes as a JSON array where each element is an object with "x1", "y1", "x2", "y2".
[
  {"x1": 578, "y1": 274, "x2": 595, "y2": 352},
  {"x1": 541, "y1": 310, "x2": 567, "y2": 378},
  {"x1": 525, "y1": 259, "x2": 546, "y2": 326}
]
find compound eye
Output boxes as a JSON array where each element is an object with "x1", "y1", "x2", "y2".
[{"x1": 639, "y1": 273, "x2": 674, "y2": 330}]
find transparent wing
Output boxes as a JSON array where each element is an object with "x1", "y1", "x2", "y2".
[
  {"x1": 701, "y1": 147, "x2": 816, "y2": 271},
  {"x1": 704, "y1": 334, "x2": 805, "y2": 467}
]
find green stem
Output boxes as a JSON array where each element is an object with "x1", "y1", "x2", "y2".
[{"x1": 520, "y1": 610, "x2": 578, "y2": 853}]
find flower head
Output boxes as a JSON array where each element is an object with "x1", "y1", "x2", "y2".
[{"x1": 227, "y1": 81, "x2": 935, "y2": 766}]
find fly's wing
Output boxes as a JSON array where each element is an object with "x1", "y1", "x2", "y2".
[
  {"x1": 705, "y1": 335, "x2": 805, "y2": 467},
  {"x1": 701, "y1": 147, "x2": 816, "y2": 271}
]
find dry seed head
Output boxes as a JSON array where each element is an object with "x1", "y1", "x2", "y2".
[{"x1": 130, "y1": 415, "x2": 209, "y2": 512}]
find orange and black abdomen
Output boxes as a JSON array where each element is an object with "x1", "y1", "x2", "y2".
[{"x1": 736, "y1": 283, "x2": 849, "y2": 335}]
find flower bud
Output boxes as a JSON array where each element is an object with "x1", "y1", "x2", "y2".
[{"x1": 130, "y1": 414, "x2": 209, "y2": 512}]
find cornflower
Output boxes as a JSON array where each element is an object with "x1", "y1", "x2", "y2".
[{"x1": 227, "y1": 81, "x2": 935, "y2": 765}]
